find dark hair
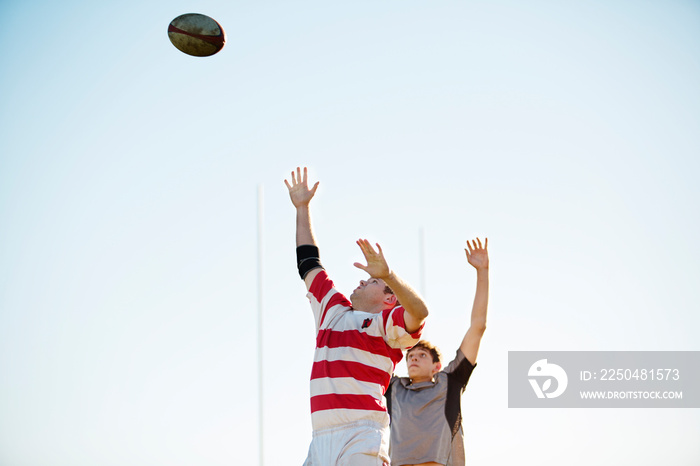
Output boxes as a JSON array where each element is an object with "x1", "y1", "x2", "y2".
[{"x1": 407, "y1": 340, "x2": 441, "y2": 364}]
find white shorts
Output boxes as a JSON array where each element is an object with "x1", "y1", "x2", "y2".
[{"x1": 303, "y1": 419, "x2": 390, "y2": 466}]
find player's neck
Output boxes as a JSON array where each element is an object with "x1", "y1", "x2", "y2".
[
  {"x1": 354, "y1": 303, "x2": 385, "y2": 314},
  {"x1": 409, "y1": 375, "x2": 434, "y2": 384}
]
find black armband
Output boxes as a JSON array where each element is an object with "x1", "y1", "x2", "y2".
[{"x1": 296, "y1": 245, "x2": 323, "y2": 279}]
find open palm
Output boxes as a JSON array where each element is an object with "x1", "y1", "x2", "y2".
[
  {"x1": 284, "y1": 166, "x2": 319, "y2": 208},
  {"x1": 353, "y1": 239, "x2": 391, "y2": 279},
  {"x1": 465, "y1": 237, "x2": 489, "y2": 270}
]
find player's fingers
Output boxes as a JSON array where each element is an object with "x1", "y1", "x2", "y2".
[
  {"x1": 466, "y1": 240, "x2": 473, "y2": 252},
  {"x1": 360, "y1": 240, "x2": 378, "y2": 259},
  {"x1": 310, "y1": 181, "x2": 319, "y2": 194},
  {"x1": 353, "y1": 262, "x2": 367, "y2": 271},
  {"x1": 364, "y1": 240, "x2": 378, "y2": 255},
  {"x1": 485, "y1": 237, "x2": 488, "y2": 249},
  {"x1": 476, "y1": 237, "x2": 482, "y2": 248},
  {"x1": 284, "y1": 179, "x2": 291, "y2": 189},
  {"x1": 302, "y1": 166, "x2": 308, "y2": 183},
  {"x1": 357, "y1": 238, "x2": 369, "y2": 251}
]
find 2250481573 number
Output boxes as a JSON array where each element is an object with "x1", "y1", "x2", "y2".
[{"x1": 599, "y1": 368, "x2": 680, "y2": 381}]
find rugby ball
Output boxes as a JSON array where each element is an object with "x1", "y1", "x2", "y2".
[{"x1": 168, "y1": 13, "x2": 226, "y2": 57}]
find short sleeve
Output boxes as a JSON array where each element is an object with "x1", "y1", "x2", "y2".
[
  {"x1": 306, "y1": 270, "x2": 352, "y2": 330},
  {"x1": 380, "y1": 306, "x2": 424, "y2": 350},
  {"x1": 444, "y1": 350, "x2": 476, "y2": 391}
]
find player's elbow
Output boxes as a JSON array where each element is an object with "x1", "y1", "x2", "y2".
[{"x1": 472, "y1": 320, "x2": 487, "y2": 335}]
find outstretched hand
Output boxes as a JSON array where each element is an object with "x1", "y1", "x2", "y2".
[
  {"x1": 465, "y1": 237, "x2": 489, "y2": 270},
  {"x1": 284, "y1": 167, "x2": 319, "y2": 208},
  {"x1": 353, "y1": 239, "x2": 391, "y2": 279}
]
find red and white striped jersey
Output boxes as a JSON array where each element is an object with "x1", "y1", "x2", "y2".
[{"x1": 306, "y1": 270, "x2": 423, "y2": 431}]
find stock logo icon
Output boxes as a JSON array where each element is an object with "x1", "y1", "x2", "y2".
[{"x1": 528, "y1": 359, "x2": 568, "y2": 399}]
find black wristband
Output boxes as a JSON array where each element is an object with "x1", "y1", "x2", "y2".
[{"x1": 296, "y1": 245, "x2": 323, "y2": 280}]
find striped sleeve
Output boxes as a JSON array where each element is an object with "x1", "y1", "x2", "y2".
[
  {"x1": 306, "y1": 270, "x2": 352, "y2": 330},
  {"x1": 380, "y1": 306, "x2": 424, "y2": 349}
]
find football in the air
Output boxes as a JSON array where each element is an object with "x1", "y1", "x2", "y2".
[{"x1": 167, "y1": 13, "x2": 226, "y2": 57}]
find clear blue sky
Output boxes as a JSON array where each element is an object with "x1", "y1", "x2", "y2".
[{"x1": 1, "y1": 0, "x2": 699, "y2": 464}]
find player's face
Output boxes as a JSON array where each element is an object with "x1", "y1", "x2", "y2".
[
  {"x1": 349, "y1": 277, "x2": 390, "y2": 311},
  {"x1": 406, "y1": 348, "x2": 439, "y2": 380}
]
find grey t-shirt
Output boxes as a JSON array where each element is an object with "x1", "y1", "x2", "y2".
[{"x1": 385, "y1": 350, "x2": 476, "y2": 466}]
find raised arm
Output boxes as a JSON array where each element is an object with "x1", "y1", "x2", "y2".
[
  {"x1": 354, "y1": 239, "x2": 428, "y2": 334},
  {"x1": 284, "y1": 167, "x2": 322, "y2": 289},
  {"x1": 459, "y1": 237, "x2": 489, "y2": 364}
]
